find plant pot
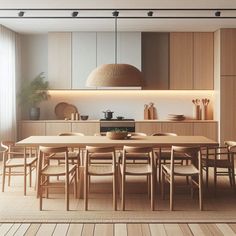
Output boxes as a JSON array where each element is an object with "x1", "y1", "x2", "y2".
[
  {"x1": 29, "y1": 107, "x2": 40, "y2": 120},
  {"x1": 106, "y1": 131, "x2": 128, "y2": 140}
]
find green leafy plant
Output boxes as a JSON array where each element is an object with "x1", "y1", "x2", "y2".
[
  {"x1": 19, "y1": 72, "x2": 50, "y2": 108},
  {"x1": 109, "y1": 128, "x2": 128, "y2": 132}
]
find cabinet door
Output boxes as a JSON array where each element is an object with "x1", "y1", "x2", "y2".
[
  {"x1": 193, "y1": 123, "x2": 218, "y2": 141},
  {"x1": 97, "y1": 32, "x2": 115, "y2": 66},
  {"x1": 46, "y1": 122, "x2": 71, "y2": 135},
  {"x1": 194, "y1": 33, "x2": 214, "y2": 89},
  {"x1": 48, "y1": 32, "x2": 72, "y2": 89},
  {"x1": 141, "y1": 32, "x2": 169, "y2": 90},
  {"x1": 117, "y1": 32, "x2": 141, "y2": 70},
  {"x1": 221, "y1": 29, "x2": 236, "y2": 76},
  {"x1": 135, "y1": 122, "x2": 162, "y2": 135},
  {"x1": 161, "y1": 122, "x2": 193, "y2": 135},
  {"x1": 170, "y1": 33, "x2": 193, "y2": 89},
  {"x1": 18, "y1": 122, "x2": 45, "y2": 140},
  {"x1": 220, "y1": 76, "x2": 236, "y2": 144},
  {"x1": 72, "y1": 122, "x2": 100, "y2": 135},
  {"x1": 72, "y1": 32, "x2": 97, "y2": 89}
]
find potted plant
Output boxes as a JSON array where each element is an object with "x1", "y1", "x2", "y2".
[
  {"x1": 19, "y1": 72, "x2": 50, "y2": 120},
  {"x1": 106, "y1": 128, "x2": 128, "y2": 140}
]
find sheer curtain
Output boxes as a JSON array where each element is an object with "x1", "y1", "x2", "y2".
[{"x1": 0, "y1": 25, "x2": 17, "y2": 141}]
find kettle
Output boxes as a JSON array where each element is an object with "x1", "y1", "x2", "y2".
[{"x1": 103, "y1": 110, "x2": 114, "y2": 120}]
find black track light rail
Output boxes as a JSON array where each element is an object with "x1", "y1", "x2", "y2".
[{"x1": 0, "y1": 8, "x2": 236, "y2": 10}]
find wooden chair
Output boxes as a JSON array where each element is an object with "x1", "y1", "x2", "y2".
[
  {"x1": 84, "y1": 146, "x2": 117, "y2": 210},
  {"x1": 152, "y1": 133, "x2": 190, "y2": 183},
  {"x1": 120, "y1": 146, "x2": 155, "y2": 211},
  {"x1": 161, "y1": 146, "x2": 203, "y2": 211},
  {"x1": 202, "y1": 141, "x2": 236, "y2": 192},
  {"x1": 37, "y1": 146, "x2": 77, "y2": 211},
  {"x1": 1, "y1": 141, "x2": 37, "y2": 195}
]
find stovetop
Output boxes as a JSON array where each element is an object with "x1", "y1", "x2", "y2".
[{"x1": 100, "y1": 119, "x2": 135, "y2": 121}]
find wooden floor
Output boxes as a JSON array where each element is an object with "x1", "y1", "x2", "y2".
[{"x1": 0, "y1": 223, "x2": 236, "y2": 235}]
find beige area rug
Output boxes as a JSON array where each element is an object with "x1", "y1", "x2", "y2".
[{"x1": 0, "y1": 171, "x2": 236, "y2": 223}]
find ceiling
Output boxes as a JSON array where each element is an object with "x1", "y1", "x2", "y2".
[{"x1": 0, "y1": 0, "x2": 236, "y2": 33}]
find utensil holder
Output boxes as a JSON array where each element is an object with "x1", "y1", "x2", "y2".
[
  {"x1": 201, "y1": 106, "x2": 208, "y2": 120},
  {"x1": 193, "y1": 105, "x2": 201, "y2": 120}
]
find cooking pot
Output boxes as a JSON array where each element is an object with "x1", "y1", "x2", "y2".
[{"x1": 103, "y1": 110, "x2": 114, "y2": 120}]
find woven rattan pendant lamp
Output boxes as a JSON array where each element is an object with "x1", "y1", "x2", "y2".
[{"x1": 86, "y1": 11, "x2": 143, "y2": 87}]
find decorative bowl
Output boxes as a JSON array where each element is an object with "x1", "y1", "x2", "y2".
[
  {"x1": 106, "y1": 131, "x2": 128, "y2": 140},
  {"x1": 80, "y1": 115, "x2": 89, "y2": 120}
]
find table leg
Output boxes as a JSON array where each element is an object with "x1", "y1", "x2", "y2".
[{"x1": 78, "y1": 166, "x2": 84, "y2": 199}]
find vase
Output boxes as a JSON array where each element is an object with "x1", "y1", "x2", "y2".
[{"x1": 29, "y1": 107, "x2": 40, "y2": 120}]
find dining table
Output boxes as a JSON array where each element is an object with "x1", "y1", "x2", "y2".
[{"x1": 16, "y1": 135, "x2": 218, "y2": 198}]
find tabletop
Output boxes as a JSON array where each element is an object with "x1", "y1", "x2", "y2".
[{"x1": 16, "y1": 135, "x2": 218, "y2": 148}]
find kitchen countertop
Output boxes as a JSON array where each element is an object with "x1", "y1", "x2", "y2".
[{"x1": 19, "y1": 119, "x2": 218, "y2": 123}]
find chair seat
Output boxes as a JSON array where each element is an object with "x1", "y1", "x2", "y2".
[
  {"x1": 156, "y1": 151, "x2": 190, "y2": 160},
  {"x1": 202, "y1": 158, "x2": 232, "y2": 168},
  {"x1": 163, "y1": 164, "x2": 199, "y2": 175},
  {"x1": 51, "y1": 151, "x2": 79, "y2": 160},
  {"x1": 88, "y1": 164, "x2": 114, "y2": 175},
  {"x1": 120, "y1": 163, "x2": 152, "y2": 174},
  {"x1": 41, "y1": 164, "x2": 76, "y2": 176},
  {"x1": 90, "y1": 153, "x2": 113, "y2": 159},
  {"x1": 6, "y1": 157, "x2": 37, "y2": 167},
  {"x1": 125, "y1": 153, "x2": 149, "y2": 160}
]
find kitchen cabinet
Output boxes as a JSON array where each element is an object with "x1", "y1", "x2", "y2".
[
  {"x1": 193, "y1": 123, "x2": 218, "y2": 141},
  {"x1": 72, "y1": 122, "x2": 100, "y2": 135},
  {"x1": 141, "y1": 32, "x2": 169, "y2": 90},
  {"x1": 72, "y1": 32, "x2": 97, "y2": 89},
  {"x1": 170, "y1": 32, "x2": 193, "y2": 89},
  {"x1": 135, "y1": 122, "x2": 162, "y2": 135},
  {"x1": 45, "y1": 122, "x2": 71, "y2": 135},
  {"x1": 161, "y1": 122, "x2": 193, "y2": 135},
  {"x1": 170, "y1": 32, "x2": 214, "y2": 90},
  {"x1": 18, "y1": 122, "x2": 45, "y2": 140},
  {"x1": 220, "y1": 29, "x2": 236, "y2": 76},
  {"x1": 48, "y1": 32, "x2": 72, "y2": 89}
]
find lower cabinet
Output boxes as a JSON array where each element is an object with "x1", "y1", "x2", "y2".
[
  {"x1": 45, "y1": 122, "x2": 72, "y2": 135},
  {"x1": 18, "y1": 122, "x2": 46, "y2": 140},
  {"x1": 193, "y1": 123, "x2": 218, "y2": 141},
  {"x1": 161, "y1": 122, "x2": 193, "y2": 135},
  {"x1": 72, "y1": 122, "x2": 100, "y2": 135},
  {"x1": 135, "y1": 122, "x2": 162, "y2": 135}
]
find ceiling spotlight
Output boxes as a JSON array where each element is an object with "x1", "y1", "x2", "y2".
[
  {"x1": 18, "y1": 11, "x2": 24, "y2": 17},
  {"x1": 72, "y1": 11, "x2": 79, "y2": 17},
  {"x1": 147, "y1": 11, "x2": 153, "y2": 17},
  {"x1": 112, "y1": 10, "x2": 119, "y2": 17},
  {"x1": 215, "y1": 10, "x2": 221, "y2": 17}
]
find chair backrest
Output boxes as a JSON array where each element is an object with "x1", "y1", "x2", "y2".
[
  {"x1": 152, "y1": 133, "x2": 177, "y2": 136},
  {"x1": 225, "y1": 141, "x2": 236, "y2": 152},
  {"x1": 130, "y1": 132, "x2": 147, "y2": 137},
  {"x1": 170, "y1": 146, "x2": 201, "y2": 172},
  {"x1": 59, "y1": 132, "x2": 84, "y2": 136},
  {"x1": 1, "y1": 141, "x2": 15, "y2": 151},
  {"x1": 38, "y1": 146, "x2": 69, "y2": 174},
  {"x1": 85, "y1": 146, "x2": 116, "y2": 168},
  {"x1": 122, "y1": 146, "x2": 154, "y2": 169}
]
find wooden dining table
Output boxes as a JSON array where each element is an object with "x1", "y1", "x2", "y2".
[{"x1": 16, "y1": 135, "x2": 218, "y2": 198}]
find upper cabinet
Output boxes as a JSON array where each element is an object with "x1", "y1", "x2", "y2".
[
  {"x1": 170, "y1": 32, "x2": 193, "y2": 89},
  {"x1": 48, "y1": 32, "x2": 72, "y2": 89},
  {"x1": 72, "y1": 32, "x2": 97, "y2": 89},
  {"x1": 142, "y1": 32, "x2": 169, "y2": 90},
  {"x1": 170, "y1": 32, "x2": 214, "y2": 90},
  {"x1": 220, "y1": 29, "x2": 236, "y2": 76}
]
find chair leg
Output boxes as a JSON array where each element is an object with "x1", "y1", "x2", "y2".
[
  {"x1": 206, "y1": 166, "x2": 209, "y2": 188},
  {"x1": 2, "y1": 166, "x2": 6, "y2": 192},
  {"x1": 199, "y1": 174, "x2": 203, "y2": 211},
  {"x1": 84, "y1": 175, "x2": 88, "y2": 211},
  {"x1": 228, "y1": 168, "x2": 233, "y2": 187},
  {"x1": 113, "y1": 172, "x2": 117, "y2": 211},
  {"x1": 24, "y1": 164, "x2": 27, "y2": 196},
  {"x1": 8, "y1": 167, "x2": 11, "y2": 187},
  {"x1": 65, "y1": 176, "x2": 69, "y2": 211},
  {"x1": 121, "y1": 174, "x2": 125, "y2": 211},
  {"x1": 161, "y1": 169, "x2": 165, "y2": 200},
  {"x1": 170, "y1": 176, "x2": 174, "y2": 211},
  {"x1": 151, "y1": 173, "x2": 154, "y2": 211},
  {"x1": 158, "y1": 159, "x2": 162, "y2": 184},
  {"x1": 231, "y1": 167, "x2": 236, "y2": 189},
  {"x1": 214, "y1": 166, "x2": 217, "y2": 195},
  {"x1": 29, "y1": 165, "x2": 32, "y2": 187},
  {"x1": 74, "y1": 170, "x2": 78, "y2": 199},
  {"x1": 39, "y1": 177, "x2": 43, "y2": 211}
]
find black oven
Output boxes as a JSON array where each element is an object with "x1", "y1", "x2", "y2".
[{"x1": 100, "y1": 119, "x2": 135, "y2": 133}]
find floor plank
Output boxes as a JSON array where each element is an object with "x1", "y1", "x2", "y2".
[
  {"x1": 149, "y1": 224, "x2": 167, "y2": 236},
  {"x1": 164, "y1": 224, "x2": 183, "y2": 236},
  {"x1": 81, "y1": 224, "x2": 95, "y2": 236},
  {"x1": 127, "y1": 224, "x2": 142, "y2": 236},
  {"x1": 25, "y1": 224, "x2": 41, "y2": 236},
  {"x1": 36, "y1": 224, "x2": 56, "y2": 236},
  {"x1": 53, "y1": 223, "x2": 69, "y2": 236},
  {"x1": 216, "y1": 224, "x2": 236, "y2": 236},
  {"x1": 114, "y1": 224, "x2": 127, "y2": 236},
  {"x1": 229, "y1": 224, "x2": 236, "y2": 233},
  {"x1": 206, "y1": 224, "x2": 224, "y2": 236},
  {"x1": 94, "y1": 224, "x2": 113, "y2": 236},
  {"x1": 67, "y1": 224, "x2": 83, "y2": 236},
  {"x1": 188, "y1": 224, "x2": 205, "y2": 236},
  {"x1": 179, "y1": 224, "x2": 193, "y2": 236},
  {"x1": 5, "y1": 223, "x2": 20, "y2": 236},
  {"x1": 0, "y1": 224, "x2": 14, "y2": 235},
  {"x1": 14, "y1": 224, "x2": 31, "y2": 236},
  {"x1": 141, "y1": 224, "x2": 151, "y2": 236}
]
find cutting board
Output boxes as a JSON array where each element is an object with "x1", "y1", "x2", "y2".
[{"x1": 148, "y1": 103, "x2": 155, "y2": 120}]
